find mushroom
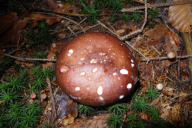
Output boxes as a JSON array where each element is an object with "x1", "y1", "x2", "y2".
[{"x1": 55, "y1": 32, "x2": 138, "y2": 106}]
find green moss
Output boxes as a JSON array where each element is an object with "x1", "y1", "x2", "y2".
[
  {"x1": 78, "y1": 104, "x2": 94, "y2": 116},
  {"x1": 132, "y1": 97, "x2": 150, "y2": 112},
  {"x1": 105, "y1": 113, "x2": 123, "y2": 128}
]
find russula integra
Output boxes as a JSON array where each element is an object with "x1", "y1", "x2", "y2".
[{"x1": 55, "y1": 32, "x2": 138, "y2": 106}]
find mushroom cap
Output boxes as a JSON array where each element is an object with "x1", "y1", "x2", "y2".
[{"x1": 55, "y1": 32, "x2": 138, "y2": 106}]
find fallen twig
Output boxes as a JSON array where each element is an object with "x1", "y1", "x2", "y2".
[
  {"x1": 121, "y1": 0, "x2": 192, "y2": 12},
  {"x1": 46, "y1": 77, "x2": 57, "y2": 124}
]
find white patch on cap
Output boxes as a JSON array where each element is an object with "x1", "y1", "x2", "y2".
[
  {"x1": 131, "y1": 59, "x2": 134, "y2": 63},
  {"x1": 69, "y1": 49, "x2": 73, "y2": 54},
  {"x1": 120, "y1": 69, "x2": 128, "y2": 75},
  {"x1": 97, "y1": 86, "x2": 103, "y2": 95},
  {"x1": 60, "y1": 66, "x2": 69, "y2": 73},
  {"x1": 99, "y1": 52, "x2": 103, "y2": 56},
  {"x1": 113, "y1": 72, "x2": 117, "y2": 76},
  {"x1": 80, "y1": 58, "x2": 85, "y2": 61},
  {"x1": 131, "y1": 63, "x2": 134, "y2": 67},
  {"x1": 90, "y1": 59, "x2": 98, "y2": 64},
  {"x1": 92, "y1": 67, "x2": 98, "y2": 73},
  {"x1": 80, "y1": 72, "x2": 85, "y2": 76},
  {"x1": 75, "y1": 87, "x2": 80, "y2": 91},
  {"x1": 119, "y1": 95, "x2": 124, "y2": 99},
  {"x1": 99, "y1": 96, "x2": 104, "y2": 101},
  {"x1": 127, "y1": 83, "x2": 132, "y2": 89},
  {"x1": 67, "y1": 53, "x2": 71, "y2": 56}
]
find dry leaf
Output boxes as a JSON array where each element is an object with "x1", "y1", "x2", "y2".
[
  {"x1": 58, "y1": 33, "x2": 67, "y2": 39},
  {"x1": 134, "y1": 24, "x2": 168, "y2": 47},
  {"x1": 116, "y1": 29, "x2": 125, "y2": 36},
  {"x1": 61, "y1": 113, "x2": 110, "y2": 128},
  {"x1": 168, "y1": 0, "x2": 192, "y2": 32},
  {"x1": 0, "y1": 12, "x2": 17, "y2": 35}
]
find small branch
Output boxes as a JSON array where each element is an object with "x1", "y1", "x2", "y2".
[
  {"x1": 120, "y1": 0, "x2": 147, "y2": 41},
  {"x1": 36, "y1": 12, "x2": 85, "y2": 33},
  {"x1": 4, "y1": 53, "x2": 57, "y2": 62},
  {"x1": 140, "y1": 55, "x2": 192, "y2": 62},
  {"x1": 46, "y1": 77, "x2": 57, "y2": 122},
  {"x1": 97, "y1": 20, "x2": 120, "y2": 39},
  {"x1": 125, "y1": 41, "x2": 148, "y2": 61},
  {"x1": 121, "y1": 0, "x2": 192, "y2": 12}
]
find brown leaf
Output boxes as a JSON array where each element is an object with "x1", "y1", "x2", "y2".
[
  {"x1": 168, "y1": 0, "x2": 192, "y2": 32},
  {"x1": 134, "y1": 24, "x2": 168, "y2": 48},
  {"x1": 61, "y1": 113, "x2": 110, "y2": 128},
  {"x1": 116, "y1": 29, "x2": 125, "y2": 36},
  {"x1": 0, "y1": 19, "x2": 27, "y2": 44},
  {"x1": 58, "y1": 33, "x2": 67, "y2": 39},
  {"x1": 143, "y1": 63, "x2": 152, "y2": 81},
  {"x1": 160, "y1": 104, "x2": 172, "y2": 121},
  {"x1": 0, "y1": 12, "x2": 17, "y2": 35}
]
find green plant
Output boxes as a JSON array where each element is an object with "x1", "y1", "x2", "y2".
[
  {"x1": 25, "y1": 102, "x2": 41, "y2": 114},
  {"x1": 78, "y1": 104, "x2": 94, "y2": 116},
  {"x1": 25, "y1": 21, "x2": 56, "y2": 47},
  {"x1": 43, "y1": 66, "x2": 54, "y2": 79},
  {"x1": 108, "y1": 103, "x2": 127, "y2": 114},
  {"x1": 132, "y1": 12, "x2": 141, "y2": 21},
  {"x1": 113, "y1": 0, "x2": 122, "y2": 13},
  {"x1": 0, "y1": 113, "x2": 8, "y2": 127},
  {"x1": 19, "y1": 112, "x2": 39, "y2": 127},
  {"x1": 103, "y1": 0, "x2": 114, "y2": 8},
  {"x1": 5, "y1": 76, "x2": 26, "y2": 91},
  {"x1": 31, "y1": 67, "x2": 44, "y2": 78},
  {"x1": 147, "y1": 107, "x2": 160, "y2": 119},
  {"x1": 32, "y1": 77, "x2": 45, "y2": 89},
  {"x1": 34, "y1": 51, "x2": 46, "y2": 59},
  {"x1": 127, "y1": 113, "x2": 137, "y2": 123},
  {"x1": 29, "y1": 84, "x2": 37, "y2": 94},
  {"x1": 145, "y1": 85, "x2": 159, "y2": 100},
  {"x1": 0, "y1": 57, "x2": 13, "y2": 65},
  {"x1": 136, "y1": 120, "x2": 146, "y2": 128},
  {"x1": 122, "y1": 13, "x2": 130, "y2": 22},
  {"x1": 150, "y1": 118, "x2": 173, "y2": 128},
  {"x1": 19, "y1": 69, "x2": 28, "y2": 78},
  {"x1": 108, "y1": 16, "x2": 116, "y2": 23},
  {"x1": 105, "y1": 113, "x2": 123, "y2": 128},
  {"x1": 38, "y1": 20, "x2": 47, "y2": 30},
  {"x1": 7, "y1": 103, "x2": 22, "y2": 127},
  {"x1": 0, "y1": 89, "x2": 20, "y2": 107},
  {"x1": 132, "y1": 97, "x2": 150, "y2": 112},
  {"x1": 0, "y1": 81, "x2": 9, "y2": 90},
  {"x1": 0, "y1": 57, "x2": 13, "y2": 73},
  {"x1": 148, "y1": 8, "x2": 159, "y2": 19},
  {"x1": 82, "y1": 5, "x2": 99, "y2": 24},
  {"x1": 125, "y1": 0, "x2": 133, "y2": 4},
  {"x1": 8, "y1": 0, "x2": 18, "y2": 12}
]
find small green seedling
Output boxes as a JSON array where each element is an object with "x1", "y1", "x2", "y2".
[
  {"x1": 78, "y1": 104, "x2": 94, "y2": 116},
  {"x1": 108, "y1": 16, "x2": 116, "y2": 23},
  {"x1": 132, "y1": 97, "x2": 150, "y2": 112},
  {"x1": 105, "y1": 113, "x2": 123, "y2": 128},
  {"x1": 113, "y1": 0, "x2": 122, "y2": 13},
  {"x1": 107, "y1": 103, "x2": 127, "y2": 114},
  {"x1": 0, "y1": 89, "x2": 20, "y2": 107},
  {"x1": 132, "y1": 12, "x2": 141, "y2": 21},
  {"x1": 82, "y1": 5, "x2": 99, "y2": 24},
  {"x1": 147, "y1": 107, "x2": 160, "y2": 119},
  {"x1": 145, "y1": 85, "x2": 159, "y2": 100},
  {"x1": 122, "y1": 13, "x2": 130, "y2": 22}
]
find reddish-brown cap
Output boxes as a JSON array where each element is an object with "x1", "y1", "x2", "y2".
[{"x1": 55, "y1": 32, "x2": 138, "y2": 106}]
